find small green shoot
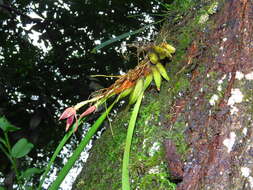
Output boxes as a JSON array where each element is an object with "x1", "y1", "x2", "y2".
[{"x1": 0, "y1": 116, "x2": 39, "y2": 189}]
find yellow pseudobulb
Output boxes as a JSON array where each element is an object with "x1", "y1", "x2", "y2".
[
  {"x1": 143, "y1": 73, "x2": 153, "y2": 90},
  {"x1": 156, "y1": 62, "x2": 170, "y2": 81},
  {"x1": 153, "y1": 46, "x2": 172, "y2": 59},
  {"x1": 148, "y1": 52, "x2": 159, "y2": 64},
  {"x1": 151, "y1": 66, "x2": 162, "y2": 91},
  {"x1": 162, "y1": 42, "x2": 176, "y2": 54}
]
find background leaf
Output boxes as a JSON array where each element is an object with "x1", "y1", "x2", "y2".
[
  {"x1": 11, "y1": 138, "x2": 34, "y2": 158},
  {"x1": 0, "y1": 117, "x2": 20, "y2": 132},
  {"x1": 22, "y1": 167, "x2": 42, "y2": 180},
  {"x1": 0, "y1": 137, "x2": 7, "y2": 147}
]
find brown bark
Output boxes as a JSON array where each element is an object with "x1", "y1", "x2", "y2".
[
  {"x1": 73, "y1": 1, "x2": 253, "y2": 189},
  {"x1": 173, "y1": 0, "x2": 253, "y2": 189}
]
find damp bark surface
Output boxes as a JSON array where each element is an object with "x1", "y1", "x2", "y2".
[
  {"x1": 175, "y1": 0, "x2": 253, "y2": 189},
  {"x1": 72, "y1": 0, "x2": 253, "y2": 189}
]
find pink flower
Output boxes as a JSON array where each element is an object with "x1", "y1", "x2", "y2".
[
  {"x1": 79, "y1": 105, "x2": 96, "y2": 119},
  {"x1": 59, "y1": 107, "x2": 77, "y2": 131}
]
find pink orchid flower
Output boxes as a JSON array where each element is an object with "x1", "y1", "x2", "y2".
[
  {"x1": 59, "y1": 105, "x2": 97, "y2": 132},
  {"x1": 59, "y1": 107, "x2": 77, "y2": 131},
  {"x1": 79, "y1": 105, "x2": 96, "y2": 119}
]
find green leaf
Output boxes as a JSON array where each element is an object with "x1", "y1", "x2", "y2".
[
  {"x1": 11, "y1": 138, "x2": 34, "y2": 158},
  {"x1": 0, "y1": 186, "x2": 6, "y2": 190},
  {"x1": 0, "y1": 116, "x2": 20, "y2": 132},
  {"x1": 22, "y1": 168, "x2": 42, "y2": 179},
  {"x1": 0, "y1": 144, "x2": 11, "y2": 160},
  {"x1": 48, "y1": 99, "x2": 117, "y2": 190},
  {"x1": 37, "y1": 118, "x2": 86, "y2": 190},
  {"x1": 0, "y1": 137, "x2": 7, "y2": 147},
  {"x1": 91, "y1": 19, "x2": 165, "y2": 53},
  {"x1": 122, "y1": 91, "x2": 144, "y2": 190}
]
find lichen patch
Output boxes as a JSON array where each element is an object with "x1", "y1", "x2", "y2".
[
  {"x1": 245, "y1": 72, "x2": 253, "y2": 80},
  {"x1": 148, "y1": 142, "x2": 160, "y2": 157},
  {"x1": 227, "y1": 88, "x2": 243, "y2": 106},
  {"x1": 235, "y1": 71, "x2": 244, "y2": 80},
  {"x1": 209, "y1": 94, "x2": 219, "y2": 106},
  {"x1": 243, "y1": 128, "x2": 248, "y2": 136},
  {"x1": 249, "y1": 176, "x2": 253, "y2": 188},
  {"x1": 148, "y1": 166, "x2": 161, "y2": 174},
  {"x1": 230, "y1": 106, "x2": 239, "y2": 115},
  {"x1": 223, "y1": 132, "x2": 236, "y2": 153},
  {"x1": 241, "y1": 167, "x2": 251, "y2": 177}
]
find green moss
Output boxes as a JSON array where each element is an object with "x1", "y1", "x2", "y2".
[
  {"x1": 73, "y1": 1, "x2": 225, "y2": 189},
  {"x1": 73, "y1": 90, "x2": 178, "y2": 190},
  {"x1": 128, "y1": 93, "x2": 176, "y2": 190}
]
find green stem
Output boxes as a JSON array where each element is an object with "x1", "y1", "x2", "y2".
[
  {"x1": 122, "y1": 91, "x2": 144, "y2": 190},
  {"x1": 4, "y1": 132, "x2": 20, "y2": 179},
  {"x1": 37, "y1": 119, "x2": 85, "y2": 190},
  {"x1": 48, "y1": 99, "x2": 117, "y2": 190}
]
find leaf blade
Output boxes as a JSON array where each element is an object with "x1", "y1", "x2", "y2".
[
  {"x1": 0, "y1": 116, "x2": 20, "y2": 132},
  {"x1": 11, "y1": 138, "x2": 34, "y2": 158},
  {"x1": 122, "y1": 91, "x2": 144, "y2": 190}
]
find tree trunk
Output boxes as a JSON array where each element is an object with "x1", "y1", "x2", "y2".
[{"x1": 72, "y1": 0, "x2": 253, "y2": 189}]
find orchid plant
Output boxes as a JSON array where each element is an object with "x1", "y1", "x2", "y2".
[{"x1": 41, "y1": 42, "x2": 175, "y2": 190}]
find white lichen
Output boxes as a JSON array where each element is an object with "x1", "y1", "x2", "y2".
[
  {"x1": 228, "y1": 88, "x2": 244, "y2": 106},
  {"x1": 230, "y1": 106, "x2": 239, "y2": 115},
  {"x1": 198, "y1": 14, "x2": 209, "y2": 24},
  {"x1": 148, "y1": 142, "x2": 160, "y2": 157},
  {"x1": 207, "y1": 1, "x2": 219, "y2": 14},
  {"x1": 217, "y1": 85, "x2": 222, "y2": 91},
  {"x1": 209, "y1": 94, "x2": 219, "y2": 106},
  {"x1": 235, "y1": 71, "x2": 244, "y2": 80},
  {"x1": 241, "y1": 167, "x2": 251, "y2": 177},
  {"x1": 249, "y1": 176, "x2": 253, "y2": 188},
  {"x1": 243, "y1": 128, "x2": 248, "y2": 136},
  {"x1": 245, "y1": 72, "x2": 253, "y2": 80},
  {"x1": 148, "y1": 166, "x2": 160, "y2": 174},
  {"x1": 142, "y1": 138, "x2": 148, "y2": 149},
  {"x1": 223, "y1": 132, "x2": 236, "y2": 153}
]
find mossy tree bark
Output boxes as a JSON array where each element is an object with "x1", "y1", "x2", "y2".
[{"x1": 72, "y1": 0, "x2": 253, "y2": 189}]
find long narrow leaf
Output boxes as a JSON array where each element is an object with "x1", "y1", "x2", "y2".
[
  {"x1": 122, "y1": 91, "x2": 144, "y2": 190},
  {"x1": 92, "y1": 19, "x2": 165, "y2": 53},
  {"x1": 48, "y1": 100, "x2": 117, "y2": 190},
  {"x1": 38, "y1": 118, "x2": 85, "y2": 190}
]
